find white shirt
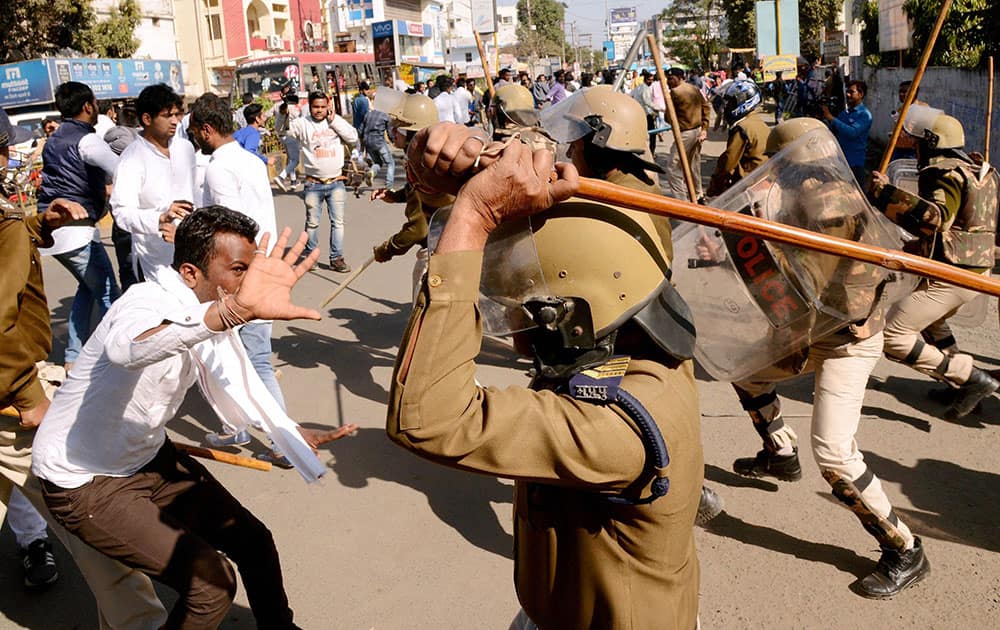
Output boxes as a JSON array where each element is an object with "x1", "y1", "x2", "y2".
[
  {"x1": 453, "y1": 86, "x2": 473, "y2": 124},
  {"x1": 32, "y1": 280, "x2": 216, "y2": 488},
  {"x1": 110, "y1": 133, "x2": 196, "y2": 284},
  {"x1": 202, "y1": 140, "x2": 278, "y2": 251},
  {"x1": 94, "y1": 114, "x2": 116, "y2": 139},
  {"x1": 433, "y1": 91, "x2": 463, "y2": 124},
  {"x1": 393, "y1": 79, "x2": 409, "y2": 92},
  {"x1": 40, "y1": 132, "x2": 120, "y2": 256},
  {"x1": 287, "y1": 114, "x2": 358, "y2": 179}
]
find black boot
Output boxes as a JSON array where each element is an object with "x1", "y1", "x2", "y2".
[
  {"x1": 695, "y1": 485, "x2": 724, "y2": 526},
  {"x1": 733, "y1": 447, "x2": 802, "y2": 482},
  {"x1": 945, "y1": 368, "x2": 999, "y2": 420},
  {"x1": 857, "y1": 537, "x2": 930, "y2": 599}
]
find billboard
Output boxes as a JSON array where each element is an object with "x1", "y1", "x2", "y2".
[
  {"x1": 0, "y1": 60, "x2": 54, "y2": 108},
  {"x1": 471, "y1": 0, "x2": 497, "y2": 34},
  {"x1": 0, "y1": 58, "x2": 185, "y2": 109},
  {"x1": 755, "y1": 0, "x2": 800, "y2": 58},
  {"x1": 610, "y1": 7, "x2": 637, "y2": 25},
  {"x1": 372, "y1": 21, "x2": 398, "y2": 68},
  {"x1": 879, "y1": 0, "x2": 911, "y2": 51}
]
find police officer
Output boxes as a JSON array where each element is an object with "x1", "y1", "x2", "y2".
[
  {"x1": 489, "y1": 83, "x2": 556, "y2": 155},
  {"x1": 729, "y1": 118, "x2": 929, "y2": 599},
  {"x1": 706, "y1": 80, "x2": 769, "y2": 198},
  {"x1": 388, "y1": 123, "x2": 702, "y2": 629},
  {"x1": 541, "y1": 85, "x2": 724, "y2": 523},
  {"x1": 870, "y1": 107, "x2": 999, "y2": 419},
  {"x1": 371, "y1": 93, "x2": 454, "y2": 297}
]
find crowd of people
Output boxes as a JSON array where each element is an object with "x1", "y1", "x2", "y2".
[{"x1": 0, "y1": 53, "x2": 996, "y2": 629}]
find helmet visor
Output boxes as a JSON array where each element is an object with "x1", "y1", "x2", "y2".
[
  {"x1": 539, "y1": 89, "x2": 594, "y2": 144},
  {"x1": 428, "y1": 207, "x2": 549, "y2": 336},
  {"x1": 902, "y1": 104, "x2": 943, "y2": 138},
  {"x1": 373, "y1": 87, "x2": 406, "y2": 117}
]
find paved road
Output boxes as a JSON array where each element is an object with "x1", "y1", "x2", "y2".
[{"x1": 2, "y1": 131, "x2": 999, "y2": 629}]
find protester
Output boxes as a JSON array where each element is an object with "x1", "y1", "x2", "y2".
[
  {"x1": 110, "y1": 83, "x2": 196, "y2": 285},
  {"x1": 531, "y1": 74, "x2": 550, "y2": 108},
  {"x1": 631, "y1": 71, "x2": 662, "y2": 154},
  {"x1": 665, "y1": 68, "x2": 710, "y2": 201},
  {"x1": 352, "y1": 81, "x2": 373, "y2": 134},
  {"x1": 273, "y1": 95, "x2": 302, "y2": 191},
  {"x1": 104, "y1": 106, "x2": 143, "y2": 291},
  {"x1": 452, "y1": 78, "x2": 473, "y2": 125},
  {"x1": 360, "y1": 103, "x2": 394, "y2": 188},
  {"x1": 494, "y1": 67, "x2": 513, "y2": 88},
  {"x1": 549, "y1": 69, "x2": 568, "y2": 105},
  {"x1": 94, "y1": 99, "x2": 116, "y2": 138},
  {"x1": 233, "y1": 103, "x2": 271, "y2": 164},
  {"x1": 32, "y1": 208, "x2": 354, "y2": 629},
  {"x1": 822, "y1": 79, "x2": 872, "y2": 186},
  {"x1": 37, "y1": 81, "x2": 122, "y2": 374},
  {"x1": 286, "y1": 90, "x2": 358, "y2": 273},
  {"x1": 432, "y1": 75, "x2": 463, "y2": 123}
]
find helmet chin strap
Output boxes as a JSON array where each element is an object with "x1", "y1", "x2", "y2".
[{"x1": 522, "y1": 296, "x2": 617, "y2": 380}]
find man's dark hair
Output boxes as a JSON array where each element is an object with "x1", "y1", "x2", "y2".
[
  {"x1": 190, "y1": 93, "x2": 234, "y2": 135},
  {"x1": 243, "y1": 103, "x2": 264, "y2": 124},
  {"x1": 55, "y1": 82, "x2": 95, "y2": 118},
  {"x1": 118, "y1": 106, "x2": 139, "y2": 128},
  {"x1": 847, "y1": 79, "x2": 867, "y2": 97},
  {"x1": 97, "y1": 99, "x2": 114, "y2": 114},
  {"x1": 284, "y1": 93, "x2": 300, "y2": 105},
  {"x1": 435, "y1": 74, "x2": 454, "y2": 90},
  {"x1": 554, "y1": 69, "x2": 565, "y2": 81},
  {"x1": 172, "y1": 206, "x2": 259, "y2": 272},
  {"x1": 308, "y1": 90, "x2": 329, "y2": 104},
  {"x1": 136, "y1": 84, "x2": 183, "y2": 126},
  {"x1": 899, "y1": 80, "x2": 918, "y2": 98},
  {"x1": 668, "y1": 67, "x2": 685, "y2": 79},
  {"x1": 359, "y1": 80, "x2": 370, "y2": 92}
]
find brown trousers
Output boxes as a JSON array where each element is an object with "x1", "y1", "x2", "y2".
[{"x1": 42, "y1": 440, "x2": 296, "y2": 630}]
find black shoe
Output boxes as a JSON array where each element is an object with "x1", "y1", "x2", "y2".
[
  {"x1": 695, "y1": 485, "x2": 724, "y2": 526},
  {"x1": 329, "y1": 256, "x2": 351, "y2": 273},
  {"x1": 857, "y1": 537, "x2": 930, "y2": 599},
  {"x1": 733, "y1": 447, "x2": 802, "y2": 482},
  {"x1": 945, "y1": 368, "x2": 999, "y2": 420},
  {"x1": 22, "y1": 539, "x2": 59, "y2": 588}
]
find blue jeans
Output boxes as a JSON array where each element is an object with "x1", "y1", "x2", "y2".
[
  {"x1": 238, "y1": 321, "x2": 286, "y2": 412},
  {"x1": 369, "y1": 143, "x2": 395, "y2": 188},
  {"x1": 302, "y1": 180, "x2": 347, "y2": 261},
  {"x1": 279, "y1": 136, "x2": 300, "y2": 179},
  {"x1": 55, "y1": 240, "x2": 121, "y2": 362}
]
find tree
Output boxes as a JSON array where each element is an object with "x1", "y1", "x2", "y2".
[
  {"x1": 84, "y1": 0, "x2": 141, "y2": 59},
  {"x1": 724, "y1": 0, "x2": 757, "y2": 49},
  {"x1": 0, "y1": 0, "x2": 95, "y2": 62},
  {"x1": 903, "y1": 0, "x2": 993, "y2": 68},
  {"x1": 660, "y1": 0, "x2": 721, "y2": 70},
  {"x1": 798, "y1": 0, "x2": 841, "y2": 59},
  {"x1": 516, "y1": 0, "x2": 567, "y2": 61}
]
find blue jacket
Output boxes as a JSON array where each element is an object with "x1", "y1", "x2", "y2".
[
  {"x1": 233, "y1": 125, "x2": 267, "y2": 164},
  {"x1": 352, "y1": 94, "x2": 370, "y2": 132},
  {"x1": 829, "y1": 102, "x2": 872, "y2": 167},
  {"x1": 38, "y1": 119, "x2": 107, "y2": 221}
]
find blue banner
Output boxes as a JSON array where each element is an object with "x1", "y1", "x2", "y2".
[{"x1": 0, "y1": 60, "x2": 54, "y2": 108}]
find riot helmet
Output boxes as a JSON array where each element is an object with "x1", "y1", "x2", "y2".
[
  {"x1": 903, "y1": 105, "x2": 964, "y2": 150},
  {"x1": 493, "y1": 84, "x2": 539, "y2": 127},
  {"x1": 391, "y1": 93, "x2": 438, "y2": 132},
  {"x1": 722, "y1": 80, "x2": 762, "y2": 126},
  {"x1": 429, "y1": 200, "x2": 694, "y2": 376},
  {"x1": 541, "y1": 85, "x2": 664, "y2": 174},
  {"x1": 765, "y1": 117, "x2": 827, "y2": 156}
]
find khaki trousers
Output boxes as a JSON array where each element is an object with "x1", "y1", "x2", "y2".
[
  {"x1": 0, "y1": 415, "x2": 166, "y2": 629},
  {"x1": 735, "y1": 332, "x2": 914, "y2": 547},
  {"x1": 668, "y1": 128, "x2": 704, "y2": 200},
  {"x1": 883, "y1": 277, "x2": 981, "y2": 385}
]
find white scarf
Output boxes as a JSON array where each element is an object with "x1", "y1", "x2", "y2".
[{"x1": 159, "y1": 270, "x2": 326, "y2": 483}]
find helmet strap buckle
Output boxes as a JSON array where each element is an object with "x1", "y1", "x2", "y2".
[{"x1": 523, "y1": 297, "x2": 612, "y2": 379}]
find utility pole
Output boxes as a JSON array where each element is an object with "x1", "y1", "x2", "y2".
[{"x1": 571, "y1": 21, "x2": 578, "y2": 68}]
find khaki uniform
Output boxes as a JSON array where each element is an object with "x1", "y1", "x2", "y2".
[
  {"x1": 666, "y1": 82, "x2": 710, "y2": 200},
  {"x1": 387, "y1": 251, "x2": 702, "y2": 630},
  {"x1": 0, "y1": 208, "x2": 166, "y2": 629},
  {"x1": 706, "y1": 112, "x2": 769, "y2": 197},
  {"x1": 873, "y1": 157, "x2": 999, "y2": 385}
]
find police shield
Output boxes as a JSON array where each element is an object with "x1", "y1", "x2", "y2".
[{"x1": 672, "y1": 127, "x2": 906, "y2": 381}]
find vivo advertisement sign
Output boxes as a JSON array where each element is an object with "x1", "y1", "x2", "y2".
[
  {"x1": 0, "y1": 61, "x2": 55, "y2": 108},
  {"x1": 0, "y1": 57, "x2": 185, "y2": 109}
]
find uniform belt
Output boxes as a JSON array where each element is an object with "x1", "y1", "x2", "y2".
[{"x1": 305, "y1": 175, "x2": 348, "y2": 184}]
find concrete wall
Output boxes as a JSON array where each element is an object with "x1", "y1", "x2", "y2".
[{"x1": 858, "y1": 64, "x2": 1000, "y2": 161}]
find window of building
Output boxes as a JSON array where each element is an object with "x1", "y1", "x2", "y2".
[
  {"x1": 206, "y1": 14, "x2": 222, "y2": 39},
  {"x1": 465, "y1": 52, "x2": 472, "y2": 62}
]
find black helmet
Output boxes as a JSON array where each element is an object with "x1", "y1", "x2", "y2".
[{"x1": 722, "y1": 80, "x2": 762, "y2": 126}]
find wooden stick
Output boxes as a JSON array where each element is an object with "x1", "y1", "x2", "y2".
[
  {"x1": 174, "y1": 443, "x2": 272, "y2": 472},
  {"x1": 320, "y1": 255, "x2": 376, "y2": 308},
  {"x1": 985, "y1": 56, "x2": 994, "y2": 164},
  {"x1": 473, "y1": 31, "x2": 496, "y2": 101},
  {"x1": 576, "y1": 177, "x2": 1000, "y2": 297},
  {"x1": 648, "y1": 34, "x2": 698, "y2": 203},
  {"x1": 879, "y1": 0, "x2": 954, "y2": 173}
]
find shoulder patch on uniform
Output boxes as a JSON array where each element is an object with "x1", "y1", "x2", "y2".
[{"x1": 568, "y1": 356, "x2": 630, "y2": 403}]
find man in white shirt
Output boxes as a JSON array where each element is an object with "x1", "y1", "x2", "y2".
[
  {"x1": 110, "y1": 84, "x2": 196, "y2": 285},
  {"x1": 188, "y1": 92, "x2": 286, "y2": 434},
  {"x1": 453, "y1": 78, "x2": 473, "y2": 125},
  {"x1": 93, "y1": 99, "x2": 116, "y2": 138},
  {"x1": 287, "y1": 91, "x2": 358, "y2": 273},
  {"x1": 38, "y1": 82, "x2": 123, "y2": 370},
  {"x1": 32, "y1": 208, "x2": 354, "y2": 629},
  {"x1": 432, "y1": 75, "x2": 464, "y2": 124}
]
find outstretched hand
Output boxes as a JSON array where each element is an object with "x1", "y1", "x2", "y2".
[
  {"x1": 297, "y1": 424, "x2": 359, "y2": 454},
  {"x1": 233, "y1": 229, "x2": 322, "y2": 322},
  {"x1": 41, "y1": 198, "x2": 88, "y2": 230}
]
